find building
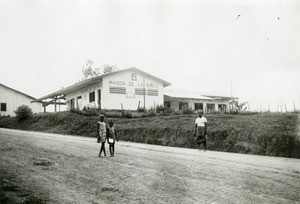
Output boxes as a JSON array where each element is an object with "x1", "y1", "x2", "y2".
[
  {"x1": 0, "y1": 83, "x2": 42, "y2": 116},
  {"x1": 163, "y1": 89, "x2": 237, "y2": 113},
  {"x1": 33, "y1": 68, "x2": 171, "y2": 111}
]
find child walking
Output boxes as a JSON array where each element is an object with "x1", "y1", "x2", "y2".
[
  {"x1": 97, "y1": 114, "x2": 107, "y2": 157},
  {"x1": 107, "y1": 121, "x2": 118, "y2": 157}
]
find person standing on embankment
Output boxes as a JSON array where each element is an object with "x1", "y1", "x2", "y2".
[{"x1": 194, "y1": 111, "x2": 208, "y2": 150}]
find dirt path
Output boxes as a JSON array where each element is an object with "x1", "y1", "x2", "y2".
[{"x1": 0, "y1": 128, "x2": 300, "y2": 204}]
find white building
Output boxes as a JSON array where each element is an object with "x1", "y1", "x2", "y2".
[
  {"x1": 163, "y1": 89, "x2": 237, "y2": 113},
  {"x1": 0, "y1": 83, "x2": 42, "y2": 116},
  {"x1": 33, "y1": 68, "x2": 171, "y2": 111}
]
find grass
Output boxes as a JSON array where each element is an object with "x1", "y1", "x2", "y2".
[{"x1": 0, "y1": 111, "x2": 299, "y2": 158}]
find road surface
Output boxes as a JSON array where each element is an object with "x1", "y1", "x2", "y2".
[{"x1": 0, "y1": 128, "x2": 299, "y2": 203}]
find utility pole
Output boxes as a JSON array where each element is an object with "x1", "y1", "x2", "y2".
[{"x1": 143, "y1": 76, "x2": 146, "y2": 110}]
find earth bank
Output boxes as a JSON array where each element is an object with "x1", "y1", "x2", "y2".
[{"x1": 0, "y1": 112, "x2": 299, "y2": 158}]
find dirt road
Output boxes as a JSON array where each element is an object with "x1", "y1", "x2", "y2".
[{"x1": 0, "y1": 128, "x2": 299, "y2": 204}]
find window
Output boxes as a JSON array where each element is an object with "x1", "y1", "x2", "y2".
[
  {"x1": 1, "y1": 103, "x2": 7, "y2": 111},
  {"x1": 135, "y1": 88, "x2": 146, "y2": 95},
  {"x1": 109, "y1": 87, "x2": 126, "y2": 94},
  {"x1": 206, "y1": 103, "x2": 215, "y2": 112},
  {"x1": 89, "y1": 92, "x2": 95, "y2": 102},
  {"x1": 218, "y1": 104, "x2": 227, "y2": 112},
  {"x1": 77, "y1": 96, "x2": 82, "y2": 99},
  {"x1": 194, "y1": 103, "x2": 203, "y2": 110},
  {"x1": 147, "y1": 89, "x2": 158, "y2": 96},
  {"x1": 179, "y1": 102, "x2": 188, "y2": 110},
  {"x1": 164, "y1": 101, "x2": 171, "y2": 109}
]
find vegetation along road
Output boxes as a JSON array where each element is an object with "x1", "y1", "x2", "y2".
[{"x1": 0, "y1": 128, "x2": 299, "y2": 203}]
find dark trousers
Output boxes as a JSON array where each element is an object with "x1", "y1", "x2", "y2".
[{"x1": 109, "y1": 143, "x2": 115, "y2": 155}]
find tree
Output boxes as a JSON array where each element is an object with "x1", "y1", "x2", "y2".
[
  {"x1": 80, "y1": 60, "x2": 119, "y2": 81},
  {"x1": 229, "y1": 99, "x2": 248, "y2": 113},
  {"x1": 102, "y1": 64, "x2": 119, "y2": 74},
  {"x1": 81, "y1": 59, "x2": 101, "y2": 80}
]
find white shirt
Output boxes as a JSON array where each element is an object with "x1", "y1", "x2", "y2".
[{"x1": 195, "y1": 116, "x2": 207, "y2": 127}]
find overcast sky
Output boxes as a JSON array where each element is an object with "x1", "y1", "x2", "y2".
[{"x1": 0, "y1": 0, "x2": 299, "y2": 111}]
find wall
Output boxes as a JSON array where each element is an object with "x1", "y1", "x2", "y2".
[
  {"x1": 0, "y1": 85, "x2": 42, "y2": 116},
  {"x1": 65, "y1": 82, "x2": 102, "y2": 110},
  {"x1": 102, "y1": 71, "x2": 164, "y2": 110},
  {"x1": 164, "y1": 95, "x2": 229, "y2": 113}
]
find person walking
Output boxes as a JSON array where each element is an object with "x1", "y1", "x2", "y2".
[
  {"x1": 194, "y1": 111, "x2": 208, "y2": 150},
  {"x1": 107, "y1": 121, "x2": 118, "y2": 157},
  {"x1": 97, "y1": 114, "x2": 107, "y2": 157}
]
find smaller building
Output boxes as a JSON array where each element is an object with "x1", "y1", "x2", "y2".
[
  {"x1": 0, "y1": 83, "x2": 42, "y2": 116},
  {"x1": 163, "y1": 89, "x2": 237, "y2": 113}
]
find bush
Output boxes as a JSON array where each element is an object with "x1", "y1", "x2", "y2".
[
  {"x1": 14, "y1": 105, "x2": 33, "y2": 121},
  {"x1": 122, "y1": 111, "x2": 133, "y2": 118},
  {"x1": 146, "y1": 109, "x2": 157, "y2": 117},
  {"x1": 137, "y1": 107, "x2": 146, "y2": 113},
  {"x1": 182, "y1": 107, "x2": 194, "y2": 115}
]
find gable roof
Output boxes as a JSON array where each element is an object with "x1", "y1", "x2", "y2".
[
  {"x1": 33, "y1": 67, "x2": 171, "y2": 102},
  {"x1": 0, "y1": 83, "x2": 36, "y2": 100}
]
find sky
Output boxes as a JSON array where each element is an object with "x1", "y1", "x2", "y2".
[{"x1": 0, "y1": 0, "x2": 299, "y2": 112}]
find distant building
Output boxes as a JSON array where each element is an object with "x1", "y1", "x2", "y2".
[
  {"x1": 164, "y1": 89, "x2": 237, "y2": 113},
  {"x1": 33, "y1": 68, "x2": 171, "y2": 111},
  {"x1": 0, "y1": 83, "x2": 42, "y2": 116}
]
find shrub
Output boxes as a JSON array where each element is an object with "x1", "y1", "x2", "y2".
[
  {"x1": 122, "y1": 111, "x2": 133, "y2": 118},
  {"x1": 14, "y1": 105, "x2": 33, "y2": 121},
  {"x1": 105, "y1": 111, "x2": 122, "y2": 118},
  {"x1": 182, "y1": 107, "x2": 194, "y2": 115},
  {"x1": 137, "y1": 107, "x2": 146, "y2": 113},
  {"x1": 146, "y1": 109, "x2": 157, "y2": 117},
  {"x1": 156, "y1": 105, "x2": 166, "y2": 113}
]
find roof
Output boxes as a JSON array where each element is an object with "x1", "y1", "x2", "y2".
[
  {"x1": 33, "y1": 67, "x2": 171, "y2": 102},
  {"x1": 163, "y1": 89, "x2": 238, "y2": 101},
  {"x1": 0, "y1": 83, "x2": 37, "y2": 100}
]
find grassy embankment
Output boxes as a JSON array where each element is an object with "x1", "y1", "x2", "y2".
[{"x1": 0, "y1": 111, "x2": 299, "y2": 158}]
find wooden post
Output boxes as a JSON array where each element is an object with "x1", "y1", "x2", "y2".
[
  {"x1": 43, "y1": 100, "x2": 46, "y2": 113},
  {"x1": 293, "y1": 102, "x2": 296, "y2": 112},
  {"x1": 54, "y1": 97, "x2": 57, "y2": 112},
  {"x1": 284, "y1": 103, "x2": 287, "y2": 112}
]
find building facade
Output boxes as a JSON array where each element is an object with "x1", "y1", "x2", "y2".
[
  {"x1": 0, "y1": 83, "x2": 42, "y2": 116},
  {"x1": 34, "y1": 68, "x2": 171, "y2": 111},
  {"x1": 163, "y1": 90, "x2": 235, "y2": 113}
]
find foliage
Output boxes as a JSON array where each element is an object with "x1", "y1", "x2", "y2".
[
  {"x1": 80, "y1": 60, "x2": 119, "y2": 81},
  {"x1": 182, "y1": 107, "x2": 194, "y2": 115},
  {"x1": 14, "y1": 105, "x2": 33, "y2": 121},
  {"x1": 229, "y1": 99, "x2": 248, "y2": 113},
  {"x1": 122, "y1": 111, "x2": 133, "y2": 118},
  {"x1": 102, "y1": 64, "x2": 119, "y2": 74},
  {"x1": 81, "y1": 59, "x2": 101, "y2": 80},
  {"x1": 137, "y1": 107, "x2": 146, "y2": 113}
]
